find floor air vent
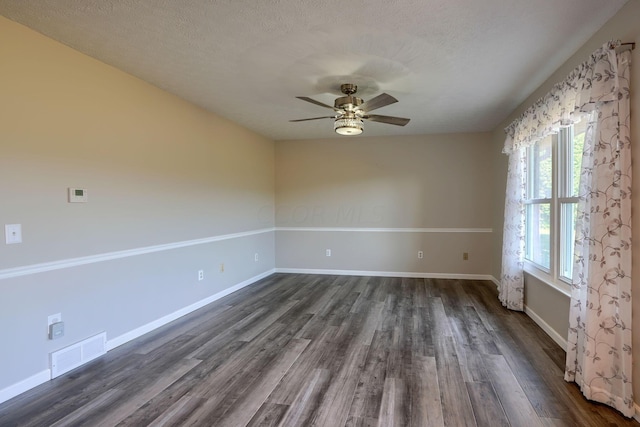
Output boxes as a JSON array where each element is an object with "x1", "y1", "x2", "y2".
[{"x1": 50, "y1": 332, "x2": 107, "y2": 378}]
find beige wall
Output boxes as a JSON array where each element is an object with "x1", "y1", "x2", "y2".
[
  {"x1": 0, "y1": 17, "x2": 275, "y2": 391},
  {"x1": 275, "y1": 134, "x2": 494, "y2": 275},
  {"x1": 490, "y1": 0, "x2": 640, "y2": 404}
]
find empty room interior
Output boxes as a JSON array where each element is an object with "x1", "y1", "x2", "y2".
[{"x1": 1, "y1": 1, "x2": 639, "y2": 426}]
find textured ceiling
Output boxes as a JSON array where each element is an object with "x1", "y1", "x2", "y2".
[{"x1": 0, "y1": 0, "x2": 628, "y2": 140}]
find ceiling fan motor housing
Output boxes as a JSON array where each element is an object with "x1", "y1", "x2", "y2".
[
  {"x1": 335, "y1": 83, "x2": 362, "y2": 111},
  {"x1": 335, "y1": 95, "x2": 363, "y2": 111}
]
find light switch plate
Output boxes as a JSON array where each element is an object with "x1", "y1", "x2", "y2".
[{"x1": 5, "y1": 224, "x2": 22, "y2": 244}]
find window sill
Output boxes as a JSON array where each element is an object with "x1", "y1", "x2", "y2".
[{"x1": 523, "y1": 262, "x2": 571, "y2": 297}]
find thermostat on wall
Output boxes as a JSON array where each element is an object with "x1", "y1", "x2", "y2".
[{"x1": 68, "y1": 188, "x2": 88, "y2": 203}]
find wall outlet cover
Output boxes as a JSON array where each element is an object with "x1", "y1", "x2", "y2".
[{"x1": 5, "y1": 224, "x2": 22, "y2": 244}]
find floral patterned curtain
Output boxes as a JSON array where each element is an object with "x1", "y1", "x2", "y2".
[
  {"x1": 502, "y1": 42, "x2": 632, "y2": 415},
  {"x1": 564, "y1": 47, "x2": 633, "y2": 417},
  {"x1": 499, "y1": 146, "x2": 526, "y2": 310}
]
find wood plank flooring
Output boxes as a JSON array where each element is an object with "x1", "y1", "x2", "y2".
[{"x1": 1, "y1": 274, "x2": 638, "y2": 426}]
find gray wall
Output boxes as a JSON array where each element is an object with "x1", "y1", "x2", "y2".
[
  {"x1": 0, "y1": 17, "x2": 276, "y2": 392},
  {"x1": 275, "y1": 134, "x2": 494, "y2": 276}
]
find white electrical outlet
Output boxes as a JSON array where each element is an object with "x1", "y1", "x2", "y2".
[
  {"x1": 5, "y1": 224, "x2": 22, "y2": 244},
  {"x1": 198, "y1": 270, "x2": 204, "y2": 281},
  {"x1": 254, "y1": 253, "x2": 259, "y2": 262},
  {"x1": 48, "y1": 313, "x2": 62, "y2": 327},
  {"x1": 326, "y1": 249, "x2": 331, "y2": 257},
  {"x1": 418, "y1": 251, "x2": 424, "y2": 259}
]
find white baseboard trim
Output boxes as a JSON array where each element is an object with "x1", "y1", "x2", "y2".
[
  {"x1": 275, "y1": 268, "x2": 494, "y2": 281},
  {"x1": 0, "y1": 269, "x2": 276, "y2": 406},
  {"x1": 490, "y1": 275, "x2": 500, "y2": 288},
  {"x1": 0, "y1": 369, "x2": 51, "y2": 405},
  {"x1": 523, "y1": 305, "x2": 567, "y2": 351},
  {"x1": 634, "y1": 403, "x2": 640, "y2": 422},
  {"x1": 106, "y1": 269, "x2": 275, "y2": 351}
]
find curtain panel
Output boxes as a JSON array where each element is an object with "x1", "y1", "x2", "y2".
[
  {"x1": 500, "y1": 44, "x2": 621, "y2": 312},
  {"x1": 499, "y1": 148, "x2": 526, "y2": 310},
  {"x1": 501, "y1": 42, "x2": 632, "y2": 416},
  {"x1": 564, "y1": 48, "x2": 633, "y2": 417}
]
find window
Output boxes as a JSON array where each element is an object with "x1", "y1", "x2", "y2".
[
  {"x1": 525, "y1": 135, "x2": 552, "y2": 268},
  {"x1": 524, "y1": 121, "x2": 586, "y2": 284}
]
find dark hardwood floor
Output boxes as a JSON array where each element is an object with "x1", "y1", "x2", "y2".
[{"x1": 1, "y1": 274, "x2": 638, "y2": 426}]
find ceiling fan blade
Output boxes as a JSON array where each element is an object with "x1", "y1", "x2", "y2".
[
  {"x1": 289, "y1": 116, "x2": 335, "y2": 122},
  {"x1": 358, "y1": 93, "x2": 398, "y2": 112},
  {"x1": 296, "y1": 96, "x2": 337, "y2": 110},
  {"x1": 363, "y1": 114, "x2": 410, "y2": 126}
]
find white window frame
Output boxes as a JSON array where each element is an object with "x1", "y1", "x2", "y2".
[{"x1": 523, "y1": 126, "x2": 581, "y2": 295}]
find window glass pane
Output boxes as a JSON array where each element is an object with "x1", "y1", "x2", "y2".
[
  {"x1": 530, "y1": 136, "x2": 553, "y2": 199},
  {"x1": 570, "y1": 121, "x2": 587, "y2": 197},
  {"x1": 560, "y1": 202, "x2": 577, "y2": 280},
  {"x1": 525, "y1": 203, "x2": 551, "y2": 269}
]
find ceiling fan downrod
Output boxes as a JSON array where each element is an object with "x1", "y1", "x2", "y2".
[{"x1": 335, "y1": 84, "x2": 363, "y2": 111}]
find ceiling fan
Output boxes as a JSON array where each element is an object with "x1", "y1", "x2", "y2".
[{"x1": 290, "y1": 83, "x2": 410, "y2": 136}]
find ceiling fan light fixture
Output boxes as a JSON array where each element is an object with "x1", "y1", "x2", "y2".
[
  {"x1": 334, "y1": 117, "x2": 363, "y2": 136},
  {"x1": 292, "y1": 83, "x2": 409, "y2": 135}
]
